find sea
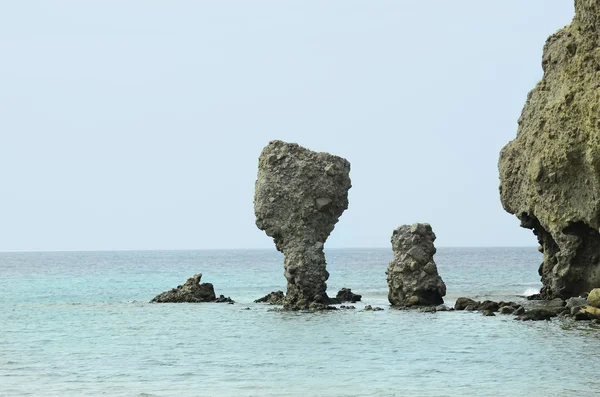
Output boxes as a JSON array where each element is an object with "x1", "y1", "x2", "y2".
[{"x1": 1, "y1": 247, "x2": 600, "y2": 397}]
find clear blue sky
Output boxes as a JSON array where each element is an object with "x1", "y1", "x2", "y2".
[{"x1": 0, "y1": 1, "x2": 575, "y2": 250}]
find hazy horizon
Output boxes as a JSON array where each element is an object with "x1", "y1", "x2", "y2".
[{"x1": 1, "y1": 1, "x2": 574, "y2": 251}]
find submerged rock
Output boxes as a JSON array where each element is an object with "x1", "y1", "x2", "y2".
[
  {"x1": 499, "y1": 1, "x2": 600, "y2": 299},
  {"x1": 254, "y1": 290, "x2": 285, "y2": 305},
  {"x1": 254, "y1": 140, "x2": 351, "y2": 310},
  {"x1": 151, "y1": 274, "x2": 216, "y2": 303},
  {"x1": 386, "y1": 223, "x2": 446, "y2": 306},
  {"x1": 335, "y1": 288, "x2": 362, "y2": 303}
]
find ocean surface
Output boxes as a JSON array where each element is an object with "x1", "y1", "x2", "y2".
[{"x1": 2, "y1": 248, "x2": 600, "y2": 396}]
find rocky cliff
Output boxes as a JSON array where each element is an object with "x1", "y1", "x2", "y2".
[
  {"x1": 254, "y1": 140, "x2": 351, "y2": 310},
  {"x1": 499, "y1": 0, "x2": 600, "y2": 298}
]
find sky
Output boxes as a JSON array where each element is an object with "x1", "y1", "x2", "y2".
[{"x1": 0, "y1": 1, "x2": 576, "y2": 251}]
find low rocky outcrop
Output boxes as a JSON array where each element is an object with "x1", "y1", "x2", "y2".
[
  {"x1": 335, "y1": 288, "x2": 362, "y2": 303},
  {"x1": 515, "y1": 309, "x2": 558, "y2": 321},
  {"x1": 254, "y1": 140, "x2": 351, "y2": 310},
  {"x1": 499, "y1": 0, "x2": 600, "y2": 299},
  {"x1": 215, "y1": 295, "x2": 235, "y2": 304},
  {"x1": 151, "y1": 274, "x2": 216, "y2": 303},
  {"x1": 386, "y1": 223, "x2": 446, "y2": 307},
  {"x1": 363, "y1": 305, "x2": 384, "y2": 311},
  {"x1": 254, "y1": 291, "x2": 285, "y2": 305}
]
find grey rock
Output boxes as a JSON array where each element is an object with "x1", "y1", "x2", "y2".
[
  {"x1": 499, "y1": 0, "x2": 600, "y2": 299},
  {"x1": 478, "y1": 300, "x2": 500, "y2": 312},
  {"x1": 455, "y1": 297, "x2": 480, "y2": 311},
  {"x1": 515, "y1": 309, "x2": 558, "y2": 321},
  {"x1": 482, "y1": 310, "x2": 496, "y2": 317},
  {"x1": 566, "y1": 296, "x2": 588, "y2": 315},
  {"x1": 150, "y1": 274, "x2": 216, "y2": 303},
  {"x1": 335, "y1": 288, "x2": 362, "y2": 303},
  {"x1": 514, "y1": 306, "x2": 525, "y2": 315},
  {"x1": 464, "y1": 305, "x2": 476, "y2": 312},
  {"x1": 215, "y1": 295, "x2": 235, "y2": 304},
  {"x1": 499, "y1": 306, "x2": 516, "y2": 315},
  {"x1": 386, "y1": 223, "x2": 446, "y2": 306},
  {"x1": 254, "y1": 140, "x2": 351, "y2": 310},
  {"x1": 254, "y1": 290, "x2": 285, "y2": 305}
]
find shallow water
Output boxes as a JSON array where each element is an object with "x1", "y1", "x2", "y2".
[{"x1": 2, "y1": 248, "x2": 599, "y2": 396}]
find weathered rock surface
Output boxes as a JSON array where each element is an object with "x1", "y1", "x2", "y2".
[
  {"x1": 587, "y1": 288, "x2": 600, "y2": 307},
  {"x1": 254, "y1": 290, "x2": 285, "y2": 305},
  {"x1": 455, "y1": 297, "x2": 479, "y2": 311},
  {"x1": 386, "y1": 223, "x2": 446, "y2": 306},
  {"x1": 499, "y1": 1, "x2": 600, "y2": 299},
  {"x1": 151, "y1": 274, "x2": 216, "y2": 303},
  {"x1": 335, "y1": 288, "x2": 362, "y2": 303},
  {"x1": 254, "y1": 140, "x2": 351, "y2": 310}
]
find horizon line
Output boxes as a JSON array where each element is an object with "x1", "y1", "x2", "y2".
[{"x1": 0, "y1": 246, "x2": 539, "y2": 253}]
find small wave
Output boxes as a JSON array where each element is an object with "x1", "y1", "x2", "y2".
[{"x1": 521, "y1": 288, "x2": 540, "y2": 297}]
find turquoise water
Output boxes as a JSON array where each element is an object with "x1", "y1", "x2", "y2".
[{"x1": 2, "y1": 248, "x2": 600, "y2": 396}]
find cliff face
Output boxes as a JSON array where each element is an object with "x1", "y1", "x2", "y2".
[
  {"x1": 254, "y1": 140, "x2": 351, "y2": 310},
  {"x1": 499, "y1": 0, "x2": 600, "y2": 298}
]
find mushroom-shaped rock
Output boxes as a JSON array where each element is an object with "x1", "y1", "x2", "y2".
[
  {"x1": 386, "y1": 223, "x2": 446, "y2": 306},
  {"x1": 254, "y1": 140, "x2": 351, "y2": 310},
  {"x1": 499, "y1": 0, "x2": 600, "y2": 299},
  {"x1": 151, "y1": 274, "x2": 216, "y2": 303}
]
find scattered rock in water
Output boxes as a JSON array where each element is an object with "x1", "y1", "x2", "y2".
[
  {"x1": 499, "y1": 306, "x2": 516, "y2": 315},
  {"x1": 587, "y1": 289, "x2": 600, "y2": 308},
  {"x1": 419, "y1": 306, "x2": 436, "y2": 313},
  {"x1": 515, "y1": 309, "x2": 558, "y2": 321},
  {"x1": 150, "y1": 274, "x2": 216, "y2": 303},
  {"x1": 215, "y1": 295, "x2": 235, "y2": 304},
  {"x1": 482, "y1": 310, "x2": 496, "y2": 317},
  {"x1": 478, "y1": 300, "x2": 500, "y2": 312},
  {"x1": 566, "y1": 297, "x2": 588, "y2": 315},
  {"x1": 335, "y1": 288, "x2": 362, "y2": 303},
  {"x1": 514, "y1": 306, "x2": 525, "y2": 315},
  {"x1": 499, "y1": 1, "x2": 600, "y2": 299},
  {"x1": 340, "y1": 305, "x2": 356, "y2": 310},
  {"x1": 498, "y1": 301, "x2": 519, "y2": 309},
  {"x1": 254, "y1": 140, "x2": 351, "y2": 310},
  {"x1": 574, "y1": 305, "x2": 600, "y2": 321},
  {"x1": 386, "y1": 223, "x2": 446, "y2": 307},
  {"x1": 455, "y1": 297, "x2": 479, "y2": 311},
  {"x1": 254, "y1": 290, "x2": 285, "y2": 305},
  {"x1": 363, "y1": 305, "x2": 384, "y2": 311}
]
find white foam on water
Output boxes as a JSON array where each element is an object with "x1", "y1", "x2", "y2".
[{"x1": 523, "y1": 287, "x2": 540, "y2": 296}]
